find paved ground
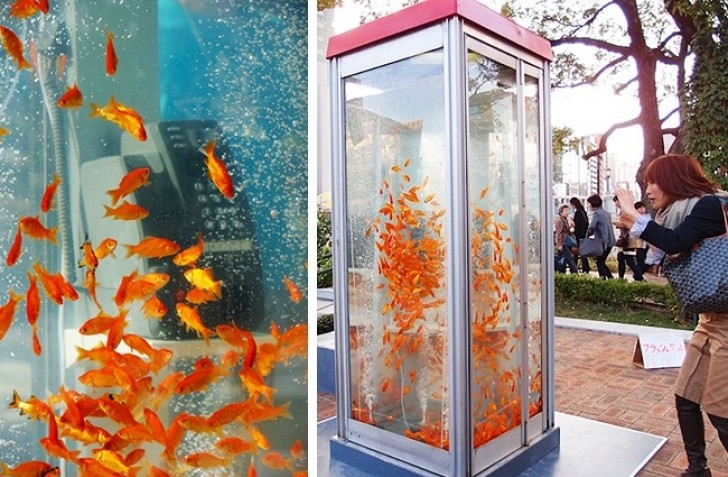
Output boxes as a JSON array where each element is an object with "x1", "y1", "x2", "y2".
[{"x1": 317, "y1": 326, "x2": 728, "y2": 477}]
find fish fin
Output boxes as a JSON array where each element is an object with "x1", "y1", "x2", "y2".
[
  {"x1": 103, "y1": 204, "x2": 113, "y2": 218},
  {"x1": 88, "y1": 102, "x2": 101, "y2": 118},
  {"x1": 106, "y1": 188, "x2": 122, "y2": 206},
  {"x1": 48, "y1": 226, "x2": 57, "y2": 245}
]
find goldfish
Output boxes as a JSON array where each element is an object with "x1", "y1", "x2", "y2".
[
  {"x1": 0, "y1": 289, "x2": 23, "y2": 341},
  {"x1": 25, "y1": 272, "x2": 39, "y2": 326},
  {"x1": 113, "y1": 270, "x2": 138, "y2": 306},
  {"x1": 90, "y1": 96, "x2": 146, "y2": 142},
  {"x1": 95, "y1": 238, "x2": 118, "y2": 259},
  {"x1": 147, "y1": 466, "x2": 170, "y2": 477},
  {"x1": 33, "y1": 263, "x2": 76, "y2": 304},
  {"x1": 172, "y1": 232, "x2": 204, "y2": 267},
  {"x1": 214, "y1": 436, "x2": 257, "y2": 455},
  {"x1": 121, "y1": 272, "x2": 170, "y2": 304},
  {"x1": 248, "y1": 459, "x2": 257, "y2": 477},
  {"x1": 216, "y1": 324, "x2": 256, "y2": 370},
  {"x1": 175, "y1": 360, "x2": 231, "y2": 394},
  {"x1": 149, "y1": 371, "x2": 183, "y2": 411},
  {"x1": 163, "y1": 413, "x2": 186, "y2": 461},
  {"x1": 103, "y1": 201, "x2": 149, "y2": 221},
  {"x1": 290, "y1": 439, "x2": 304, "y2": 459},
  {"x1": 97, "y1": 395, "x2": 137, "y2": 428},
  {"x1": 84, "y1": 269, "x2": 102, "y2": 310},
  {"x1": 40, "y1": 412, "x2": 80, "y2": 463},
  {"x1": 175, "y1": 303, "x2": 214, "y2": 345},
  {"x1": 9, "y1": 0, "x2": 48, "y2": 18},
  {"x1": 177, "y1": 413, "x2": 220, "y2": 434},
  {"x1": 183, "y1": 452, "x2": 230, "y2": 469},
  {"x1": 142, "y1": 409, "x2": 167, "y2": 445},
  {"x1": 9, "y1": 389, "x2": 50, "y2": 421},
  {"x1": 242, "y1": 400, "x2": 292, "y2": 424},
  {"x1": 79, "y1": 312, "x2": 116, "y2": 335},
  {"x1": 201, "y1": 140, "x2": 234, "y2": 199},
  {"x1": 141, "y1": 295, "x2": 166, "y2": 319},
  {"x1": 31, "y1": 324, "x2": 41, "y2": 356},
  {"x1": 0, "y1": 460, "x2": 59, "y2": 477},
  {"x1": 0, "y1": 126, "x2": 8, "y2": 140},
  {"x1": 40, "y1": 174, "x2": 60, "y2": 213},
  {"x1": 125, "y1": 236, "x2": 180, "y2": 259},
  {"x1": 106, "y1": 167, "x2": 150, "y2": 205},
  {"x1": 122, "y1": 334, "x2": 173, "y2": 373},
  {"x1": 261, "y1": 452, "x2": 294, "y2": 471},
  {"x1": 105, "y1": 30, "x2": 118, "y2": 76},
  {"x1": 57, "y1": 84, "x2": 83, "y2": 109},
  {"x1": 0, "y1": 26, "x2": 31, "y2": 70},
  {"x1": 185, "y1": 287, "x2": 218, "y2": 305},
  {"x1": 78, "y1": 238, "x2": 99, "y2": 270},
  {"x1": 283, "y1": 276, "x2": 302, "y2": 303},
  {"x1": 248, "y1": 425, "x2": 270, "y2": 451},
  {"x1": 6, "y1": 228, "x2": 22, "y2": 266},
  {"x1": 183, "y1": 267, "x2": 222, "y2": 297},
  {"x1": 239, "y1": 367, "x2": 275, "y2": 404},
  {"x1": 18, "y1": 216, "x2": 57, "y2": 244}
]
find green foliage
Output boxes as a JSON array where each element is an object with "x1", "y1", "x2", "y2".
[
  {"x1": 554, "y1": 273, "x2": 681, "y2": 316},
  {"x1": 317, "y1": 313, "x2": 335, "y2": 335},
  {"x1": 680, "y1": 0, "x2": 728, "y2": 189},
  {"x1": 552, "y1": 126, "x2": 580, "y2": 183},
  {"x1": 317, "y1": 206, "x2": 333, "y2": 288}
]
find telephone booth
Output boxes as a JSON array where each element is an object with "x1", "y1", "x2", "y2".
[{"x1": 328, "y1": 0, "x2": 558, "y2": 475}]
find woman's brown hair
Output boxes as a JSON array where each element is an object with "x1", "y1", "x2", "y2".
[{"x1": 644, "y1": 154, "x2": 718, "y2": 202}]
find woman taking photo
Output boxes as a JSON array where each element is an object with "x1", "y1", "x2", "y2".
[{"x1": 615, "y1": 154, "x2": 728, "y2": 477}]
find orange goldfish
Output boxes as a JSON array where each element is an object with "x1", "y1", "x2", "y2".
[
  {"x1": 103, "y1": 201, "x2": 149, "y2": 221},
  {"x1": 175, "y1": 303, "x2": 214, "y2": 345},
  {"x1": 122, "y1": 272, "x2": 170, "y2": 304},
  {"x1": 183, "y1": 452, "x2": 230, "y2": 469},
  {"x1": 0, "y1": 289, "x2": 23, "y2": 341},
  {"x1": 78, "y1": 312, "x2": 117, "y2": 335},
  {"x1": 6, "y1": 228, "x2": 22, "y2": 266},
  {"x1": 239, "y1": 367, "x2": 275, "y2": 404},
  {"x1": 175, "y1": 361, "x2": 231, "y2": 394},
  {"x1": 142, "y1": 408, "x2": 167, "y2": 445},
  {"x1": 163, "y1": 413, "x2": 186, "y2": 461},
  {"x1": 141, "y1": 295, "x2": 166, "y2": 319},
  {"x1": 113, "y1": 270, "x2": 138, "y2": 306},
  {"x1": 214, "y1": 436, "x2": 257, "y2": 455},
  {"x1": 0, "y1": 461, "x2": 59, "y2": 477},
  {"x1": 57, "y1": 84, "x2": 83, "y2": 109},
  {"x1": 40, "y1": 412, "x2": 80, "y2": 463},
  {"x1": 18, "y1": 216, "x2": 57, "y2": 244},
  {"x1": 122, "y1": 333, "x2": 173, "y2": 373},
  {"x1": 173, "y1": 232, "x2": 204, "y2": 267},
  {"x1": 84, "y1": 269, "x2": 102, "y2": 310},
  {"x1": 32, "y1": 326, "x2": 40, "y2": 355},
  {"x1": 0, "y1": 26, "x2": 31, "y2": 70},
  {"x1": 9, "y1": 389, "x2": 50, "y2": 421},
  {"x1": 125, "y1": 236, "x2": 180, "y2": 259},
  {"x1": 95, "y1": 238, "x2": 118, "y2": 259},
  {"x1": 106, "y1": 167, "x2": 150, "y2": 205},
  {"x1": 40, "y1": 174, "x2": 60, "y2": 212},
  {"x1": 147, "y1": 466, "x2": 170, "y2": 477},
  {"x1": 216, "y1": 324, "x2": 256, "y2": 370},
  {"x1": 283, "y1": 275, "x2": 302, "y2": 303},
  {"x1": 248, "y1": 458, "x2": 257, "y2": 477},
  {"x1": 242, "y1": 400, "x2": 292, "y2": 424},
  {"x1": 177, "y1": 413, "x2": 220, "y2": 434},
  {"x1": 206, "y1": 400, "x2": 249, "y2": 428},
  {"x1": 183, "y1": 267, "x2": 222, "y2": 297},
  {"x1": 185, "y1": 287, "x2": 218, "y2": 305},
  {"x1": 90, "y1": 96, "x2": 146, "y2": 142},
  {"x1": 105, "y1": 30, "x2": 118, "y2": 76},
  {"x1": 202, "y1": 140, "x2": 234, "y2": 199},
  {"x1": 261, "y1": 452, "x2": 294, "y2": 472},
  {"x1": 25, "y1": 271, "x2": 39, "y2": 326},
  {"x1": 149, "y1": 371, "x2": 183, "y2": 410},
  {"x1": 0, "y1": 126, "x2": 8, "y2": 141},
  {"x1": 290, "y1": 439, "x2": 304, "y2": 459},
  {"x1": 9, "y1": 0, "x2": 48, "y2": 18},
  {"x1": 33, "y1": 263, "x2": 76, "y2": 304},
  {"x1": 78, "y1": 238, "x2": 99, "y2": 270}
]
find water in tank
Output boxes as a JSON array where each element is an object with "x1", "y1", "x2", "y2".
[{"x1": 0, "y1": 0, "x2": 307, "y2": 476}]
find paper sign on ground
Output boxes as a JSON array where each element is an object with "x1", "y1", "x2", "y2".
[{"x1": 632, "y1": 332, "x2": 687, "y2": 369}]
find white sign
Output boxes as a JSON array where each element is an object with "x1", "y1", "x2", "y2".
[{"x1": 632, "y1": 332, "x2": 687, "y2": 369}]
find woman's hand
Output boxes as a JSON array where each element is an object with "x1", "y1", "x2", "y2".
[{"x1": 614, "y1": 189, "x2": 639, "y2": 227}]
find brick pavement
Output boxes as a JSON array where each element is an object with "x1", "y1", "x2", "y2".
[{"x1": 317, "y1": 327, "x2": 728, "y2": 477}]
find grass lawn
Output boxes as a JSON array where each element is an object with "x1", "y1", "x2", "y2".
[{"x1": 555, "y1": 299, "x2": 695, "y2": 331}]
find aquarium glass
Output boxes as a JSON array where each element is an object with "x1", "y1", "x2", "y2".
[
  {"x1": 0, "y1": 1, "x2": 307, "y2": 476},
  {"x1": 523, "y1": 73, "x2": 544, "y2": 424},
  {"x1": 344, "y1": 51, "x2": 450, "y2": 449},
  {"x1": 466, "y1": 50, "x2": 524, "y2": 448}
]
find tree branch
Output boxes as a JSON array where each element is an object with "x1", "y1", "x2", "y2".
[
  {"x1": 615, "y1": 76, "x2": 637, "y2": 94},
  {"x1": 582, "y1": 116, "x2": 643, "y2": 160},
  {"x1": 660, "y1": 106, "x2": 680, "y2": 124},
  {"x1": 552, "y1": 36, "x2": 631, "y2": 56},
  {"x1": 590, "y1": 54, "x2": 629, "y2": 82},
  {"x1": 564, "y1": 1, "x2": 618, "y2": 37}
]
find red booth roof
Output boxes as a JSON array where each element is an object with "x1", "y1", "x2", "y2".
[{"x1": 326, "y1": 0, "x2": 552, "y2": 61}]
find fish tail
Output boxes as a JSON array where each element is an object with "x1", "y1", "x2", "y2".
[
  {"x1": 18, "y1": 56, "x2": 31, "y2": 70},
  {"x1": 9, "y1": 289, "x2": 24, "y2": 303},
  {"x1": 106, "y1": 188, "x2": 122, "y2": 206},
  {"x1": 9, "y1": 389, "x2": 21, "y2": 410},
  {"x1": 124, "y1": 244, "x2": 135, "y2": 259},
  {"x1": 47, "y1": 226, "x2": 57, "y2": 245},
  {"x1": 103, "y1": 204, "x2": 113, "y2": 218},
  {"x1": 88, "y1": 102, "x2": 101, "y2": 118}
]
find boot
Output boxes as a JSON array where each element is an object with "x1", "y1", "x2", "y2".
[
  {"x1": 707, "y1": 412, "x2": 728, "y2": 452},
  {"x1": 676, "y1": 395, "x2": 711, "y2": 476}
]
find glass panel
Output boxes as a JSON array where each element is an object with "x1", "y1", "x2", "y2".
[
  {"x1": 0, "y1": 1, "x2": 307, "y2": 476},
  {"x1": 524, "y1": 74, "x2": 544, "y2": 422},
  {"x1": 466, "y1": 51, "x2": 523, "y2": 448},
  {"x1": 344, "y1": 51, "x2": 450, "y2": 449}
]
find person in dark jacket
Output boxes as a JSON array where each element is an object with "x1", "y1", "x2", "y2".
[
  {"x1": 586, "y1": 194, "x2": 616, "y2": 279},
  {"x1": 569, "y1": 197, "x2": 590, "y2": 273},
  {"x1": 615, "y1": 154, "x2": 728, "y2": 477}
]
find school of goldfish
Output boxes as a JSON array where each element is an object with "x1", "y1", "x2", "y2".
[
  {"x1": 351, "y1": 160, "x2": 542, "y2": 450},
  {"x1": 0, "y1": 1, "x2": 308, "y2": 475}
]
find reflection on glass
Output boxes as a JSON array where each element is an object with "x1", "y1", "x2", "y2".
[
  {"x1": 345, "y1": 51, "x2": 450, "y2": 449},
  {"x1": 524, "y1": 74, "x2": 544, "y2": 422},
  {"x1": 0, "y1": 1, "x2": 306, "y2": 476},
  {"x1": 466, "y1": 51, "x2": 524, "y2": 447}
]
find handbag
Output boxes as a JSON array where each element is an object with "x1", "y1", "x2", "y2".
[
  {"x1": 663, "y1": 200, "x2": 728, "y2": 314},
  {"x1": 565, "y1": 235, "x2": 577, "y2": 249},
  {"x1": 578, "y1": 237, "x2": 604, "y2": 257},
  {"x1": 616, "y1": 233, "x2": 629, "y2": 248}
]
